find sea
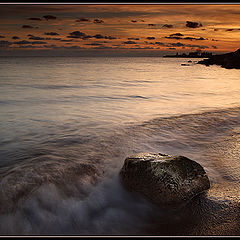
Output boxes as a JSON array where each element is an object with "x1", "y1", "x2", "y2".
[{"x1": 1, "y1": 56, "x2": 240, "y2": 235}]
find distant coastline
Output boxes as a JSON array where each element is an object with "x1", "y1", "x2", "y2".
[{"x1": 163, "y1": 51, "x2": 213, "y2": 58}]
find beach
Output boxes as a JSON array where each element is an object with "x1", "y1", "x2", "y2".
[{"x1": 1, "y1": 56, "x2": 240, "y2": 235}]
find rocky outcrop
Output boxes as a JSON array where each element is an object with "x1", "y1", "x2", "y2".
[
  {"x1": 119, "y1": 152, "x2": 210, "y2": 208},
  {"x1": 198, "y1": 48, "x2": 240, "y2": 69}
]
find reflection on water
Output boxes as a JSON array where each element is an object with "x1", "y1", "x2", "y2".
[{"x1": 1, "y1": 57, "x2": 240, "y2": 235}]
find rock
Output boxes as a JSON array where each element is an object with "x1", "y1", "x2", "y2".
[
  {"x1": 198, "y1": 48, "x2": 240, "y2": 69},
  {"x1": 119, "y1": 152, "x2": 210, "y2": 208}
]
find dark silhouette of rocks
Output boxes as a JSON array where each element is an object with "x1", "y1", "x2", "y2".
[
  {"x1": 119, "y1": 152, "x2": 210, "y2": 209},
  {"x1": 198, "y1": 48, "x2": 240, "y2": 69}
]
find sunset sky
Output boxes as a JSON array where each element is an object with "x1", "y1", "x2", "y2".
[{"x1": 1, "y1": 4, "x2": 240, "y2": 56}]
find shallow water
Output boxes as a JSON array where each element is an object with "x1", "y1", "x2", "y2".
[{"x1": 1, "y1": 57, "x2": 240, "y2": 235}]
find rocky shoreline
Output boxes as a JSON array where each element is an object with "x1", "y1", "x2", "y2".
[
  {"x1": 197, "y1": 48, "x2": 240, "y2": 69},
  {"x1": 119, "y1": 152, "x2": 240, "y2": 236}
]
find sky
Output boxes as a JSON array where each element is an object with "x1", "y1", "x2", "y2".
[{"x1": 1, "y1": 4, "x2": 240, "y2": 56}]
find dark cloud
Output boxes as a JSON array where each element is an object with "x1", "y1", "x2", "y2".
[
  {"x1": 67, "y1": 32, "x2": 116, "y2": 40},
  {"x1": 186, "y1": 21, "x2": 203, "y2": 28},
  {"x1": 43, "y1": 15, "x2": 57, "y2": 20},
  {"x1": 93, "y1": 19, "x2": 104, "y2": 24},
  {"x1": 60, "y1": 39, "x2": 73, "y2": 42},
  {"x1": 104, "y1": 36, "x2": 117, "y2": 40},
  {"x1": 28, "y1": 17, "x2": 42, "y2": 21},
  {"x1": 0, "y1": 35, "x2": 5, "y2": 38},
  {"x1": 168, "y1": 47, "x2": 176, "y2": 50},
  {"x1": 128, "y1": 37, "x2": 140, "y2": 40},
  {"x1": 162, "y1": 24, "x2": 173, "y2": 28},
  {"x1": 92, "y1": 34, "x2": 105, "y2": 39},
  {"x1": 154, "y1": 42, "x2": 165, "y2": 46},
  {"x1": 17, "y1": 45, "x2": 41, "y2": 49},
  {"x1": 22, "y1": 25, "x2": 34, "y2": 29},
  {"x1": 92, "y1": 34, "x2": 116, "y2": 40},
  {"x1": 184, "y1": 36, "x2": 205, "y2": 41},
  {"x1": 76, "y1": 17, "x2": 90, "y2": 22},
  {"x1": 185, "y1": 43, "x2": 208, "y2": 49},
  {"x1": 214, "y1": 29, "x2": 219, "y2": 31},
  {"x1": 28, "y1": 35, "x2": 45, "y2": 40},
  {"x1": 45, "y1": 37, "x2": 61, "y2": 41},
  {"x1": 31, "y1": 41, "x2": 47, "y2": 45},
  {"x1": 169, "y1": 42, "x2": 185, "y2": 47},
  {"x1": 131, "y1": 20, "x2": 137, "y2": 23},
  {"x1": 226, "y1": 28, "x2": 234, "y2": 31},
  {"x1": 13, "y1": 40, "x2": 46, "y2": 45},
  {"x1": 148, "y1": 24, "x2": 156, "y2": 27},
  {"x1": 165, "y1": 34, "x2": 205, "y2": 41},
  {"x1": 44, "y1": 44, "x2": 58, "y2": 48},
  {"x1": 82, "y1": 35, "x2": 93, "y2": 40},
  {"x1": 67, "y1": 31, "x2": 86, "y2": 39},
  {"x1": 165, "y1": 36, "x2": 182, "y2": 40},
  {"x1": 170, "y1": 33, "x2": 184, "y2": 37},
  {"x1": 84, "y1": 43, "x2": 103, "y2": 46},
  {"x1": 12, "y1": 36, "x2": 19, "y2": 39},
  {"x1": 146, "y1": 37, "x2": 155, "y2": 40},
  {"x1": 122, "y1": 40, "x2": 137, "y2": 44},
  {"x1": 44, "y1": 32, "x2": 59, "y2": 36},
  {"x1": 212, "y1": 45, "x2": 217, "y2": 49},
  {"x1": 13, "y1": 40, "x2": 31, "y2": 44}
]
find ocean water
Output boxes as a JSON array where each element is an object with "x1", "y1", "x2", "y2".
[{"x1": 1, "y1": 57, "x2": 240, "y2": 235}]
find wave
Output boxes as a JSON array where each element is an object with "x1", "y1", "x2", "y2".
[{"x1": 1, "y1": 105, "x2": 240, "y2": 234}]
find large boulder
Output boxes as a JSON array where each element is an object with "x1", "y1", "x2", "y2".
[{"x1": 119, "y1": 153, "x2": 210, "y2": 208}]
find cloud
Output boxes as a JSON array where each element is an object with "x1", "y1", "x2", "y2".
[
  {"x1": 186, "y1": 21, "x2": 203, "y2": 28},
  {"x1": 0, "y1": 35, "x2": 5, "y2": 38},
  {"x1": 43, "y1": 15, "x2": 57, "y2": 20},
  {"x1": 12, "y1": 36, "x2": 19, "y2": 39},
  {"x1": 162, "y1": 24, "x2": 173, "y2": 28},
  {"x1": 60, "y1": 39, "x2": 73, "y2": 42},
  {"x1": 76, "y1": 17, "x2": 90, "y2": 22},
  {"x1": 151, "y1": 41, "x2": 208, "y2": 50},
  {"x1": 169, "y1": 42, "x2": 185, "y2": 47},
  {"x1": 13, "y1": 40, "x2": 47, "y2": 45},
  {"x1": 67, "y1": 31, "x2": 116, "y2": 40},
  {"x1": 28, "y1": 35, "x2": 45, "y2": 40},
  {"x1": 128, "y1": 37, "x2": 140, "y2": 40},
  {"x1": 212, "y1": 45, "x2": 217, "y2": 49},
  {"x1": 67, "y1": 31, "x2": 86, "y2": 38},
  {"x1": 122, "y1": 40, "x2": 137, "y2": 44},
  {"x1": 148, "y1": 24, "x2": 156, "y2": 27},
  {"x1": 226, "y1": 28, "x2": 234, "y2": 31},
  {"x1": 170, "y1": 33, "x2": 184, "y2": 37},
  {"x1": 168, "y1": 47, "x2": 176, "y2": 50},
  {"x1": 92, "y1": 34, "x2": 104, "y2": 39},
  {"x1": 165, "y1": 34, "x2": 205, "y2": 41},
  {"x1": 165, "y1": 36, "x2": 182, "y2": 40},
  {"x1": 93, "y1": 19, "x2": 104, "y2": 24},
  {"x1": 17, "y1": 45, "x2": 42, "y2": 49},
  {"x1": 45, "y1": 37, "x2": 61, "y2": 40},
  {"x1": 28, "y1": 17, "x2": 42, "y2": 21},
  {"x1": 154, "y1": 42, "x2": 165, "y2": 46},
  {"x1": 146, "y1": 37, "x2": 155, "y2": 40},
  {"x1": 13, "y1": 40, "x2": 31, "y2": 44},
  {"x1": 131, "y1": 20, "x2": 137, "y2": 23},
  {"x1": 44, "y1": 32, "x2": 59, "y2": 36},
  {"x1": 31, "y1": 41, "x2": 47, "y2": 45},
  {"x1": 84, "y1": 43, "x2": 103, "y2": 46},
  {"x1": 22, "y1": 25, "x2": 34, "y2": 29}
]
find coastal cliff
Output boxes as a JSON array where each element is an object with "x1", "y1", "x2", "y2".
[{"x1": 198, "y1": 48, "x2": 240, "y2": 69}]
